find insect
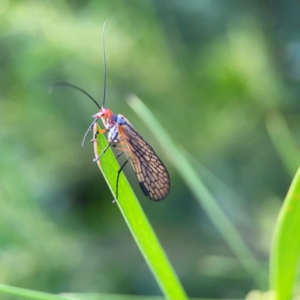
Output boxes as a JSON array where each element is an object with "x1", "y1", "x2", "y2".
[{"x1": 52, "y1": 22, "x2": 170, "y2": 201}]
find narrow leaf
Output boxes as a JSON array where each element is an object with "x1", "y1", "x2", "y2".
[
  {"x1": 92, "y1": 123, "x2": 188, "y2": 300},
  {"x1": 270, "y1": 167, "x2": 300, "y2": 299},
  {"x1": 127, "y1": 95, "x2": 267, "y2": 288},
  {"x1": 0, "y1": 284, "x2": 67, "y2": 300},
  {"x1": 65, "y1": 292, "x2": 242, "y2": 300}
]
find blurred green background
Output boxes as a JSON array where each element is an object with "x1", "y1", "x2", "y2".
[{"x1": 1, "y1": 0, "x2": 300, "y2": 299}]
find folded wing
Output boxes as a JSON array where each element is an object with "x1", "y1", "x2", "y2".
[{"x1": 118, "y1": 121, "x2": 170, "y2": 201}]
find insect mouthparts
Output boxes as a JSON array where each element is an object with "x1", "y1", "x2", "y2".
[{"x1": 92, "y1": 112, "x2": 102, "y2": 119}]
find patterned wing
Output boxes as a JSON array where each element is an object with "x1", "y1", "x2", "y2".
[{"x1": 117, "y1": 121, "x2": 170, "y2": 201}]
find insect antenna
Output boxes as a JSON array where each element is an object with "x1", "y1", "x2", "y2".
[
  {"x1": 50, "y1": 82, "x2": 101, "y2": 146},
  {"x1": 101, "y1": 21, "x2": 107, "y2": 108},
  {"x1": 49, "y1": 82, "x2": 101, "y2": 109},
  {"x1": 82, "y1": 21, "x2": 108, "y2": 146}
]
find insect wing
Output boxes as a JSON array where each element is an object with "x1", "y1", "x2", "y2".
[{"x1": 118, "y1": 120, "x2": 170, "y2": 201}]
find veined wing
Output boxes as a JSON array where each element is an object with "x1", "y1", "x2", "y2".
[{"x1": 117, "y1": 120, "x2": 170, "y2": 201}]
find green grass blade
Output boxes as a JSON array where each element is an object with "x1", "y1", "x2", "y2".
[
  {"x1": 92, "y1": 124, "x2": 188, "y2": 300},
  {"x1": 65, "y1": 293, "x2": 242, "y2": 300},
  {"x1": 0, "y1": 284, "x2": 67, "y2": 300},
  {"x1": 63, "y1": 294, "x2": 166, "y2": 300},
  {"x1": 270, "y1": 167, "x2": 300, "y2": 299},
  {"x1": 127, "y1": 95, "x2": 267, "y2": 288},
  {"x1": 0, "y1": 284, "x2": 240, "y2": 300}
]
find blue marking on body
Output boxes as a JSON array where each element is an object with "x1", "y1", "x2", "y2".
[
  {"x1": 112, "y1": 114, "x2": 118, "y2": 122},
  {"x1": 116, "y1": 114, "x2": 126, "y2": 125}
]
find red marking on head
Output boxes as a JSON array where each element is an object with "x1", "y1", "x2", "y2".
[
  {"x1": 93, "y1": 107, "x2": 114, "y2": 121},
  {"x1": 103, "y1": 108, "x2": 114, "y2": 121}
]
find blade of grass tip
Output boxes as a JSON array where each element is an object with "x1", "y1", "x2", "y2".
[
  {"x1": 126, "y1": 94, "x2": 267, "y2": 288},
  {"x1": 270, "y1": 167, "x2": 300, "y2": 300},
  {"x1": 0, "y1": 283, "x2": 67, "y2": 300},
  {"x1": 92, "y1": 123, "x2": 188, "y2": 300},
  {"x1": 266, "y1": 111, "x2": 300, "y2": 178}
]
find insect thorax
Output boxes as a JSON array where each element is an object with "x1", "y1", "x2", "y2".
[
  {"x1": 107, "y1": 114, "x2": 127, "y2": 145},
  {"x1": 108, "y1": 123, "x2": 119, "y2": 144}
]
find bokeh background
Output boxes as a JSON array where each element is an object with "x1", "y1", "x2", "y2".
[{"x1": 1, "y1": 0, "x2": 300, "y2": 299}]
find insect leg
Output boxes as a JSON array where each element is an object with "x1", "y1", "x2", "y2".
[
  {"x1": 82, "y1": 118, "x2": 98, "y2": 147},
  {"x1": 91, "y1": 128, "x2": 107, "y2": 143},
  {"x1": 93, "y1": 142, "x2": 111, "y2": 162},
  {"x1": 113, "y1": 158, "x2": 129, "y2": 202},
  {"x1": 112, "y1": 145, "x2": 127, "y2": 159},
  {"x1": 101, "y1": 116, "x2": 107, "y2": 128},
  {"x1": 116, "y1": 151, "x2": 123, "y2": 159}
]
